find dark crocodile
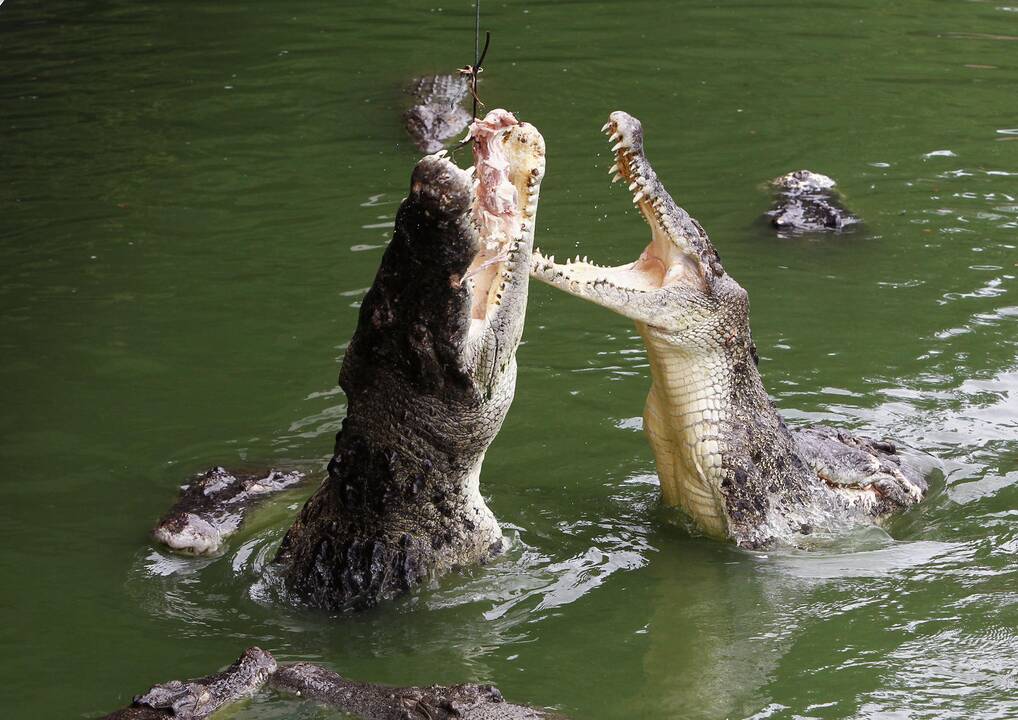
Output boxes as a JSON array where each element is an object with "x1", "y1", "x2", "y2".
[
  {"x1": 102, "y1": 647, "x2": 277, "y2": 720},
  {"x1": 274, "y1": 109, "x2": 546, "y2": 609},
  {"x1": 103, "y1": 648, "x2": 560, "y2": 720},
  {"x1": 271, "y1": 661, "x2": 560, "y2": 719},
  {"x1": 531, "y1": 112, "x2": 927, "y2": 548},
  {"x1": 403, "y1": 74, "x2": 472, "y2": 153},
  {"x1": 152, "y1": 467, "x2": 306, "y2": 555},
  {"x1": 767, "y1": 169, "x2": 858, "y2": 233}
]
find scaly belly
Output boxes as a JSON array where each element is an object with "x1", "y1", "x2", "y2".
[{"x1": 644, "y1": 385, "x2": 728, "y2": 539}]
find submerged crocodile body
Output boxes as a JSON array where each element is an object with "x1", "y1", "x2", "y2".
[
  {"x1": 403, "y1": 74, "x2": 472, "y2": 153},
  {"x1": 531, "y1": 111, "x2": 926, "y2": 548},
  {"x1": 275, "y1": 109, "x2": 545, "y2": 609},
  {"x1": 767, "y1": 169, "x2": 858, "y2": 233},
  {"x1": 153, "y1": 467, "x2": 306, "y2": 555},
  {"x1": 104, "y1": 648, "x2": 560, "y2": 720},
  {"x1": 103, "y1": 647, "x2": 277, "y2": 720}
]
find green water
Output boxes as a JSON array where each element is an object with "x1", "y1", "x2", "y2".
[{"x1": 2, "y1": 1, "x2": 1017, "y2": 717}]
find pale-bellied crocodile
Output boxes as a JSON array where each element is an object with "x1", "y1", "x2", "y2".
[
  {"x1": 102, "y1": 647, "x2": 562, "y2": 719},
  {"x1": 531, "y1": 111, "x2": 926, "y2": 549},
  {"x1": 767, "y1": 169, "x2": 858, "y2": 233},
  {"x1": 275, "y1": 109, "x2": 546, "y2": 609},
  {"x1": 403, "y1": 74, "x2": 472, "y2": 153}
]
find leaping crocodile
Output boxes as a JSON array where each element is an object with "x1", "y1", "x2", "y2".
[
  {"x1": 276, "y1": 109, "x2": 546, "y2": 609},
  {"x1": 531, "y1": 111, "x2": 926, "y2": 549}
]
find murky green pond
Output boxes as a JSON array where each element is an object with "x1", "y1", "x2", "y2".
[{"x1": 2, "y1": 1, "x2": 1017, "y2": 717}]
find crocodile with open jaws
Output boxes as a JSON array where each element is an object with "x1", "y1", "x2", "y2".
[
  {"x1": 531, "y1": 111, "x2": 926, "y2": 549},
  {"x1": 275, "y1": 109, "x2": 545, "y2": 609}
]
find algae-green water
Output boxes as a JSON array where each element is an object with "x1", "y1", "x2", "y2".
[{"x1": 2, "y1": 1, "x2": 1017, "y2": 718}]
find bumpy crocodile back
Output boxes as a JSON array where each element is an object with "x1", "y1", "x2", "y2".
[{"x1": 408, "y1": 74, "x2": 470, "y2": 106}]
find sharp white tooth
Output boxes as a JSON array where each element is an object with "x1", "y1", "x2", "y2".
[
  {"x1": 633, "y1": 191, "x2": 644, "y2": 203},
  {"x1": 609, "y1": 132, "x2": 621, "y2": 142},
  {"x1": 600, "y1": 121, "x2": 611, "y2": 133},
  {"x1": 628, "y1": 181, "x2": 639, "y2": 191},
  {"x1": 435, "y1": 149, "x2": 448, "y2": 158},
  {"x1": 608, "y1": 163, "x2": 618, "y2": 175},
  {"x1": 611, "y1": 142, "x2": 624, "y2": 152},
  {"x1": 612, "y1": 173, "x2": 622, "y2": 183},
  {"x1": 548, "y1": 255, "x2": 555, "y2": 263},
  {"x1": 465, "y1": 166, "x2": 476, "y2": 176},
  {"x1": 582, "y1": 256, "x2": 589, "y2": 263}
]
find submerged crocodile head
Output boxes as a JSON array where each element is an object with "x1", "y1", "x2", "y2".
[
  {"x1": 279, "y1": 109, "x2": 546, "y2": 609},
  {"x1": 768, "y1": 169, "x2": 858, "y2": 233},
  {"x1": 531, "y1": 111, "x2": 751, "y2": 360},
  {"x1": 402, "y1": 74, "x2": 472, "y2": 153}
]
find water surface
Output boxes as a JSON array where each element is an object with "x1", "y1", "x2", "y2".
[{"x1": 1, "y1": 1, "x2": 1016, "y2": 718}]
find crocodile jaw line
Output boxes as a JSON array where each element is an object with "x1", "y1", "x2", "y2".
[
  {"x1": 454, "y1": 112, "x2": 544, "y2": 336},
  {"x1": 530, "y1": 112, "x2": 706, "y2": 316}
]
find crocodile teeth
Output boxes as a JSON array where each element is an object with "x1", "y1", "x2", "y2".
[
  {"x1": 628, "y1": 181, "x2": 639, "y2": 191},
  {"x1": 611, "y1": 142, "x2": 624, "y2": 152},
  {"x1": 434, "y1": 149, "x2": 448, "y2": 158},
  {"x1": 601, "y1": 121, "x2": 611, "y2": 133},
  {"x1": 465, "y1": 166, "x2": 475, "y2": 176},
  {"x1": 633, "y1": 191, "x2": 645, "y2": 203},
  {"x1": 612, "y1": 173, "x2": 623, "y2": 183},
  {"x1": 609, "y1": 131, "x2": 621, "y2": 143},
  {"x1": 608, "y1": 163, "x2": 618, "y2": 175}
]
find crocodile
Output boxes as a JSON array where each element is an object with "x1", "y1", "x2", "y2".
[
  {"x1": 103, "y1": 647, "x2": 277, "y2": 720},
  {"x1": 271, "y1": 660, "x2": 560, "y2": 719},
  {"x1": 103, "y1": 648, "x2": 561, "y2": 720},
  {"x1": 403, "y1": 74, "x2": 473, "y2": 154},
  {"x1": 767, "y1": 169, "x2": 858, "y2": 233},
  {"x1": 275, "y1": 109, "x2": 545, "y2": 609},
  {"x1": 153, "y1": 467, "x2": 306, "y2": 555},
  {"x1": 530, "y1": 111, "x2": 926, "y2": 549}
]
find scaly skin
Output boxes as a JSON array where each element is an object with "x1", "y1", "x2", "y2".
[
  {"x1": 276, "y1": 111, "x2": 546, "y2": 608},
  {"x1": 271, "y1": 662, "x2": 561, "y2": 719},
  {"x1": 152, "y1": 467, "x2": 306, "y2": 555},
  {"x1": 531, "y1": 111, "x2": 926, "y2": 548},
  {"x1": 102, "y1": 647, "x2": 277, "y2": 720},
  {"x1": 103, "y1": 648, "x2": 562, "y2": 719},
  {"x1": 767, "y1": 169, "x2": 858, "y2": 233},
  {"x1": 403, "y1": 74, "x2": 473, "y2": 153}
]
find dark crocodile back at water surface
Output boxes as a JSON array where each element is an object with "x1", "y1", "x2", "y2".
[
  {"x1": 2, "y1": 1, "x2": 1017, "y2": 719},
  {"x1": 766, "y1": 170, "x2": 859, "y2": 234},
  {"x1": 403, "y1": 74, "x2": 472, "y2": 153}
]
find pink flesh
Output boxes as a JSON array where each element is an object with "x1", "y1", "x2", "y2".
[
  {"x1": 462, "y1": 109, "x2": 522, "y2": 319},
  {"x1": 470, "y1": 109, "x2": 520, "y2": 248}
]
